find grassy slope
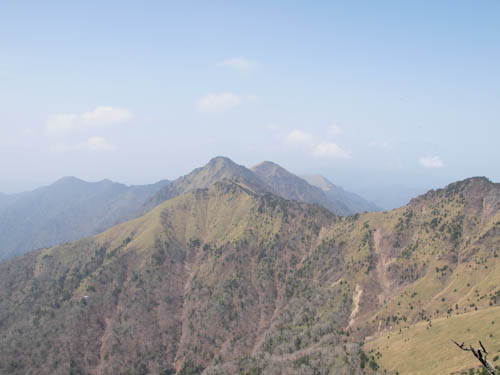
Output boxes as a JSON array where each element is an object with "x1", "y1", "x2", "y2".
[{"x1": 366, "y1": 307, "x2": 500, "y2": 375}]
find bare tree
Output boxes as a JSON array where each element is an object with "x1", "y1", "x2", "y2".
[{"x1": 453, "y1": 340, "x2": 498, "y2": 375}]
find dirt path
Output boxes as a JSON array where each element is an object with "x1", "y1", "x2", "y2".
[
  {"x1": 373, "y1": 229, "x2": 392, "y2": 304},
  {"x1": 348, "y1": 284, "x2": 363, "y2": 328}
]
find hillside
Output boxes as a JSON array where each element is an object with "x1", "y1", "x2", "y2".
[
  {"x1": 302, "y1": 174, "x2": 381, "y2": 213},
  {"x1": 0, "y1": 180, "x2": 377, "y2": 375},
  {"x1": 1, "y1": 176, "x2": 500, "y2": 374},
  {"x1": 0, "y1": 177, "x2": 169, "y2": 260}
]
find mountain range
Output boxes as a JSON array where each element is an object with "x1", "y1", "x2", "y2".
[
  {"x1": 0, "y1": 163, "x2": 499, "y2": 374},
  {"x1": 143, "y1": 156, "x2": 378, "y2": 217},
  {"x1": 0, "y1": 177, "x2": 169, "y2": 260},
  {"x1": 0, "y1": 157, "x2": 379, "y2": 260}
]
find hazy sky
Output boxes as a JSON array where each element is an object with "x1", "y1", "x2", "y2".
[{"x1": 1, "y1": 1, "x2": 499, "y2": 195}]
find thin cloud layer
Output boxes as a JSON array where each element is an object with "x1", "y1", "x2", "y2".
[
  {"x1": 327, "y1": 124, "x2": 343, "y2": 137},
  {"x1": 50, "y1": 136, "x2": 114, "y2": 153},
  {"x1": 46, "y1": 106, "x2": 132, "y2": 135},
  {"x1": 285, "y1": 129, "x2": 351, "y2": 159},
  {"x1": 78, "y1": 136, "x2": 114, "y2": 152},
  {"x1": 313, "y1": 142, "x2": 351, "y2": 159},
  {"x1": 196, "y1": 93, "x2": 242, "y2": 113},
  {"x1": 81, "y1": 106, "x2": 132, "y2": 126},
  {"x1": 419, "y1": 155, "x2": 444, "y2": 168},
  {"x1": 218, "y1": 57, "x2": 260, "y2": 71},
  {"x1": 286, "y1": 129, "x2": 315, "y2": 147}
]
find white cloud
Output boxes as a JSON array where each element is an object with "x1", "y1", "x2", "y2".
[
  {"x1": 46, "y1": 106, "x2": 132, "y2": 135},
  {"x1": 285, "y1": 129, "x2": 350, "y2": 159},
  {"x1": 81, "y1": 106, "x2": 132, "y2": 126},
  {"x1": 78, "y1": 136, "x2": 114, "y2": 152},
  {"x1": 46, "y1": 114, "x2": 78, "y2": 135},
  {"x1": 286, "y1": 129, "x2": 315, "y2": 147},
  {"x1": 267, "y1": 123, "x2": 279, "y2": 132},
  {"x1": 327, "y1": 124, "x2": 343, "y2": 137},
  {"x1": 369, "y1": 139, "x2": 390, "y2": 149},
  {"x1": 196, "y1": 93, "x2": 241, "y2": 113},
  {"x1": 419, "y1": 155, "x2": 444, "y2": 168},
  {"x1": 50, "y1": 142, "x2": 71, "y2": 153},
  {"x1": 218, "y1": 57, "x2": 260, "y2": 71},
  {"x1": 50, "y1": 136, "x2": 114, "y2": 153},
  {"x1": 313, "y1": 142, "x2": 351, "y2": 159},
  {"x1": 247, "y1": 94, "x2": 258, "y2": 102}
]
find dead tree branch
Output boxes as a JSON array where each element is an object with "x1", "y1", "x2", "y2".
[{"x1": 453, "y1": 340, "x2": 498, "y2": 375}]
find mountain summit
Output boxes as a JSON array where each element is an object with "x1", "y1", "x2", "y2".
[{"x1": 142, "y1": 156, "x2": 266, "y2": 211}]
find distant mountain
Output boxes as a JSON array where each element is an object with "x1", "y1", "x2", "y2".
[
  {"x1": 301, "y1": 174, "x2": 381, "y2": 213},
  {"x1": 143, "y1": 156, "x2": 266, "y2": 212},
  {"x1": 0, "y1": 177, "x2": 169, "y2": 260},
  {"x1": 1, "y1": 176, "x2": 500, "y2": 374},
  {"x1": 145, "y1": 156, "x2": 362, "y2": 216},
  {"x1": 251, "y1": 161, "x2": 351, "y2": 215},
  {"x1": 0, "y1": 156, "x2": 381, "y2": 261},
  {"x1": 352, "y1": 184, "x2": 429, "y2": 210},
  {"x1": 0, "y1": 193, "x2": 13, "y2": 210}
]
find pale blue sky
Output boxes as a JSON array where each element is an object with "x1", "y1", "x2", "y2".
[{"x1": 1, "y1": 1, "x2": 499, "y2": 201}]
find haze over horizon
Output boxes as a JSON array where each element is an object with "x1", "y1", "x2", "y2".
[{"x1": 1, "y1": 2, "x2": 499, "y2": 200}]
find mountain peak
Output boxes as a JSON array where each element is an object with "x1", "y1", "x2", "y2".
[
  {"x1": 206, "y1": 155, "x2": 237, "y2": 168},
  {"x1": 142, "y1": 156, "x2": 265, "y2": 211},
  {"x1": 251, "y1": 161, "x2": 294, "y2": 178},
  {"x1": 53, "y1": 176, "x2": 86, "y2": 185},
  {"x1": 301, "y1": 174, "x2": 337, "y2": 192},
  {"x1": 409, "y1": 176, "x2": 500, "y2": 209}
]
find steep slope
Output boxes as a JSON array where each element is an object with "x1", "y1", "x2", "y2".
[
  {"x1": 0, "y1": 180, "x2": 377, "y2": 375},
  {"x1": 333, "y1": 177, "x2": 500, "y2": 374},
  {"x1": 0, "y1": 177, "x2": 169, "y2": 260},
  {"x1": 302, "y1": 174, "x2": 381, "y2": 213},
  {"x1": 252, "y1": 161, "x2": 351, "y2": 215}
]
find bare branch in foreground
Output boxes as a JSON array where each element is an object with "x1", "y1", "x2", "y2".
[{"x1": 453, "y1": 340, "x2": 498, "y2": 375}]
